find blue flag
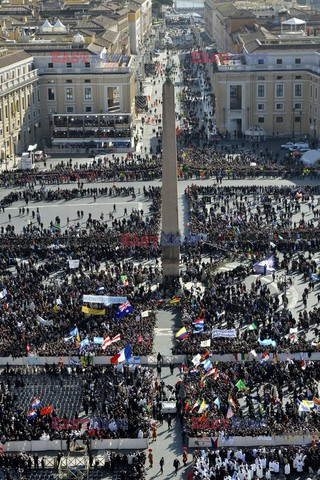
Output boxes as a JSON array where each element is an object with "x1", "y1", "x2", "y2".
[{"x1": 114, "y1": 301, "x2": 133, "y2": 322}]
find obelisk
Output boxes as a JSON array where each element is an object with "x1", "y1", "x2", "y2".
[{"x1": 161, "y1": 63, "x2": 180, "y2": 280}]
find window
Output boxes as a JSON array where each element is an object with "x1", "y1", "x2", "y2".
[
  {"x1": 85, "y1": 106, "x2": 92, "y2": 113},
  {"x1": 48, "y1": 63, "x2": 53, "y2": 68},
  {"x1": 66, "y1": 63, "x2": 72, "y2": 68},
  {"x1": 66, "y1": 88, "x2": 73, "y2": 100},
  {"x1": 295, "y1": 117, "x2": 301, "y2": 123},
  {"x1": 257, "y1": 104, "x2": 265, "y2": 110},
  {"x1": 84, "y1": 87, "x2": 92, "y2": 100},
  {"x1": 37, "y1": 90, "x2": 40, "y2": 102},
  {"x1": 84, "y1": 79, "x2": 91, "y2": 83},
  {"x1": 257, "y1": 85, "x2": 265, "y2": 98},
  {"x1": 295, "y1": 76, "x2": 301, "y2": 79},
  {"x1": 276, "y1": 117, "x2": 283, "y2": 123},
  {"x1": 66, "y1": 106, "x2": 74, "y2": 113},
  {"x1": 310, "y1": 85, "x2": 313, "y2": 97},
  {"x1": 316, "y1": 87, "x2": 318, "y2": 100},
  {"x1": 66, "y1": 80, "x2": 72, "y2": 84},
  {"x1": 258, "y1": 117, "x2": 264, "y2": 123},
  {"x1": 295, "y1": 58, "x2": 301, "y2": 64},
  {"x1": 257, "y1": 76, "x2": 265, "y2": 80},
  {"x1": 277, "y1": 76, "x2": 283, "y2": 80},
  {"x1": 48, "y1": 88, "x2": 55, "y2": 101},
  {"x1": 276, "y1": 84, "x2": 284, "y2": 97},
  {"x1": 294, "y1": 84, "x2": 302, "y2": 97},
  {"x1": 85, "y1": 62, "x2": 90, "y2": 68},
  {"x1": 276, "y1": 59, "x2": 282, "y2": 64},
  {"x1": 276, "y1": 103, "x2": 283, "y2": 110},
  {"x1": 258, "y1": 59, "x2": 264, "y2": 64},
  {"x1": 48, "y1": 107, "x2": 56, "y2": 114},
  {"x1": 294, "y1": 103, "x2": 302, "y2": 110}
]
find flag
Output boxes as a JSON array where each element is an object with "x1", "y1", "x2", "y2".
[
  {"x1": 114, "y1": 301, "x2": 133, "y2": 321},
  {"x1": 203, "y1": 367, "x2": 219, "y2": 381},
  {"x1": 189, "y1": 367, "x2": 198, "y2": 376},
  {"x1": 247, "y1": 323, "x2": 257, "y2": 331},
  {"x1": 82, "y1": 306, "x2": 106, "y2": 315},
  {"x1": 313, "y1": 397, "x2": 320, "y2": 411},
  {"x1": 297, "y1": 399, "x2": 312, "y2": 412},
  {"x1": 203, "y1": 359, "x2": 212, "y2": 372},
  {"x1": 214, "y1": 397, "x2": 220, "y2": 409},
  {"x1": 228, "y1": 394, "x2": 237, "y2": 408},
  {"x1": 301, "y1": 360, "x2": 307, "y2": 370},
  {"x1": 110, "y1": 343, "x2": 131, "y2": 364},
  {"x1": 273, "y1": 352, "x2": 277, "y2": 364},
  {"x1": 137, "y1": 335, "x2": 143, "y2": 344},
  {"x1": 236, "y1": 379, "x2": 248, "y2": 391},
  {"x1": 184, "y1": 399, "x2": 192, "y2": 411},
  {"x1": 169, "y1": 297, "x2": 180, "y2": 304},
  {"x1": 176, "y1": 327, "x2": 189, "y2": 340},
  {"x1": 101, "y1": 337, "x2": 111, "y2": 350},
  {"x1": 27, "y1": 410, "x2": 37, "y2": 420},
  {"x1": 259, "y1": 339, "x2": 276, "y2": 347},
  {"x1": 70, "y1": 358, "x2": 80, "y2": 366},
  {"x1": 193, "y1": 318, "x2": 204, "y2": 327},
  {"x1": 192, "y1": 354, "x2": 202, "y2": 366},
  {"x1": 32, "y1": 398, "x2": 41, "y2": 409},
  {"x1": 70, "y1": 327, "x2": 79, "y2": 337},
  {"x1": 200, "y1": 351, "x2": 209, "y2": 361},
  {"x1": 40, "y1": 406, "x2": 52, "y2": 416},
  {"x1": 111, "y1": 334, "x2": 121, "y2": 343},
  {"x1": 96, "y1": 286, "x2": 105, "y2": 294},
  {"x1": 191, "y1": 399, "x2": 201, "y2": 411},
  {"x1": 0, "y1": 288, "x2": 7, "y2": 299},
  {"x1": 260, "y1": 352, "x2": 270, "y2": 363},
  {"x1": 193, "y1": 328, "x2": 204, "y2": 334},
  {"x1": 250, "y1": 350, "x2": 257, "y2": 357},
  {"x1": 210, "y1": 438, "x2": 218, "y2": 448},
  {"x1": 93, "y1": 337, "x2": 104, "y2": 345},
  {"x1": 198, "y1": 400, "x2": 208, "y2": 414},
  {"x1": 79, "y1": 338, "x2": 90, "y2": 349},
  {"x1": 200, "y1": 340, "x2": 211, "y2": 348},
  {"x1": 226, "y1": 407, "x2": 234, "y2": 418},
  {"x1": 121, "y1": 275, "x2": 128, "y2": 286},
  {"x1": 141, "y1": 311, "x2": 149, "y2": 318}
]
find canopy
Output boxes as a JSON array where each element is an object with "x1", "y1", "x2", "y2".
[
  {"x1": 282, "y1": 17, "x2": 306, "y2": 26},
  {"x1": 300, "y1": 149, "x2": 320, "y2": 166},
  {"x1": 245, "y1": 126, "x2": 266, "y2": 137}
]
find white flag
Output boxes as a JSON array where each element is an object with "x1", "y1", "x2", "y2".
[
  {"x1": 141, "y1": 311, "x2": 149, "y2": 318},
  {"x1": 250, "y1": 350, "x2": 257, "y2": 357},
  {"x1": 0, "y1": 288, "x2": 7, "y2": 299},
  {"x1": 69, "y1": 260, "x2": 79, "y2": 269},
  {"x1": 200, "y1": 340, "x2": 211, "y2": 348}
]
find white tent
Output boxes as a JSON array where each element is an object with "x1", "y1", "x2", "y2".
[
  {"x1": 281, "y1": 17, "x2": 306, "y2": 33},
  {"x1": 301, "y1": 149, "x2": 320, "y2": 166}
]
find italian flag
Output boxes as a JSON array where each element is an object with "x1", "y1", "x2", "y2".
[{"x1": 228, "y1": 394, "x2": 237, "y2": 409}]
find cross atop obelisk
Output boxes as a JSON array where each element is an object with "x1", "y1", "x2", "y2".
[{"x1": 161, "y1": 62, "x2": 180, "y2": 281}]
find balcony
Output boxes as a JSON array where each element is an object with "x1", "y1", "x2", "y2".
[{"x1": 0, "y1": 69, "x2": 38, "y2": 95}]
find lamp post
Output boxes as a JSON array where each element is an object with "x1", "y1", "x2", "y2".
[
  {"x1": 292, "y1": 107, "x2": 295, "y2": 139},
  {"x1": 299, "y1": 110, "x2": 302, "y2": 140}
]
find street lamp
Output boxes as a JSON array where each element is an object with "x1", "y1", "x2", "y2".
[
  {"x1": 299, "y1": 110, "x2": 302, "y2": 140},
  {"x1": 292, "y1": 107, "x2": 295, "y2": 139}
]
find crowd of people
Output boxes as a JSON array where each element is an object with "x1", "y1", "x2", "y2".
[
  {"x1": 192, "y1": 445, "x2": 320, "y2": 479},
  {"x1": 182, "y1": 360, "x2": 320, "y2": 437}
]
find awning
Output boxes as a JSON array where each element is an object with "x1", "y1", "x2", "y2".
[
  {"x1": 245, "y1": 126, "x2": 266, "y2": 137},
  {"x1": 27, "y1": 144, "x2": 37, "y2": 152}
]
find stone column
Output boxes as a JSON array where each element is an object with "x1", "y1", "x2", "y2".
[{"x1": 161, "y1": 72, "x2": 180, "y2": 280}]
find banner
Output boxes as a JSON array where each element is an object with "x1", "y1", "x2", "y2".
[
  {"x1": 82, "y1": 295, "x2": 127, "y2": 305},
  {"x1": 68, "y1": 260, "x2": 79, "y2": 269},
  {"x1": 82, "y1": 306, "x2": 106, "y2": 315},
  {"x1": 212, "y1": 329, "x2": 237, "y2": 338},
  {"x1": 36, "y1": 315, "x2": 53, "y2": 327},
  {"x1": 253, "y1": 256, "x2": 275, "y2": 275},
  {"x1": 126, "y1": 356, "x2": 141, "y2": 364}
]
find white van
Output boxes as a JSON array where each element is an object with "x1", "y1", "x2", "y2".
[{"x1": 289, "y1": 142, "x2": 309, "y2": 152}]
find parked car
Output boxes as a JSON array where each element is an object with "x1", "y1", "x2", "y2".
[
  {"x1": 289, "y1": 143, "x2": 309, "y2": 152},
  {"x1": 281, "y1": 142, "x2": 295, "y2": 149}
]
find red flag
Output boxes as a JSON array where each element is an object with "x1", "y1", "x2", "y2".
[
  {"x1": 26, "y1": 345, "x2": 30, "y2": 353},
  {"x1": 40, "y1": 406, "x2": 52, "y2": 416},
  {"x1": 200, "y1": 351, "x2": 209, "y2": 361},
  {"x1": 137, "y1": 335, "x2": 143, "y2": 344},
  {"x1": 187, "y1": 470, "x2": 193, "y2": 480}
]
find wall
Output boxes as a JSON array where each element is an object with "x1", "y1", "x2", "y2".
[{"x1": 1, "y1": 439, "x2": 148, "y2": 452}]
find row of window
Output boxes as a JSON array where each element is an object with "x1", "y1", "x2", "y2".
[
  {"x1": 257, "y1": 84, "x2": 302, "y2": 98},
  {"x1": 257, "y1": 58, "x2": 301, "y2": 65},
  {"x1": 0, "y1": 64, "x2": 32, "y2": 84},
  {"x1": 48, "y1": 62, "x2": 91, "y2": 69},
  {"x1": 257, "y1": 117, "x2": 301, "y2": 124},
  {"x1": 0, "y1": 90, "x2": 40, "y2": 122},
  {"x1": 48, "y1": 87, "x2": 92, "y2": 101},
  {"x1": 257, "y1": 102, "x2": 302, "y2": 111}
]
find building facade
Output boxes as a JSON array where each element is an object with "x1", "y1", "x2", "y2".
[{"x1": 0, "y1": 50, "x2": 40, "y2": 168}]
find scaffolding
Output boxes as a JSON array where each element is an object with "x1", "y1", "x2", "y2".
[{"x1": 58, "y1": 455, "x2": 89, "y2": 480}]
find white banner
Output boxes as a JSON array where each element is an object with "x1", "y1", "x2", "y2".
[
  {"x1": 212, "y1": 329, "x2": 237, "y2": 338},
  {"x1": 69, "y1": 260, "x2": 79, "y2": 269},
  {"x1": 83, "y1": 295, "x2": 127, "y2": 305},
  {"x1": 0, "y1": 288, "x2": 7, "y2": 299}
]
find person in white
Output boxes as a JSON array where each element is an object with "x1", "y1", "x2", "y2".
[{"x1": 284, "y1": 462, "x2": 291, "y2": 477}]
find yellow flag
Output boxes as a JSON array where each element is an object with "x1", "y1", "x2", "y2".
[{"x1": 82, "y1": 306, "x2": 106, "y2": 315}]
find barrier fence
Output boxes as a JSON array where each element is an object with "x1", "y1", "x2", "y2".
[
  {"x1": 0, "y1": 352, "x2": 320, "y2": 366},
  {"x1": 188, "y1": 435, "x2": 314, "y2": 448},
  {"x1": 0, "y1": 439, "x2": 149, "y2": 453}
]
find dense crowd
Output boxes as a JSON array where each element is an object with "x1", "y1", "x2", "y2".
[
  {"x1": 0, "y1": 364, "x2": 156, "y2": 441},
  {"x1": 182, "y1": 360, "x2": 320, "y2": 437},
  {"x1": 192, "y1": 445, "x2": 320, "y2": 479}
]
